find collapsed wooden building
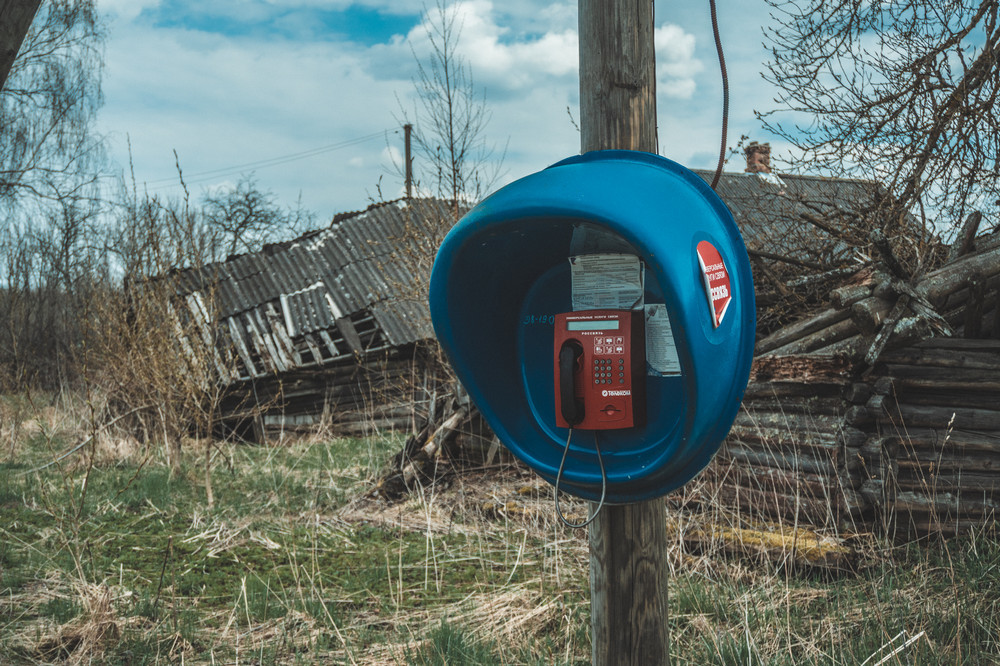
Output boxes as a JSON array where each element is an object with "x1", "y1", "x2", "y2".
[
  {"x1": 166, "y1": 198, "x2": 459, "y2": 440},
  {"x1": 693, "y1": 144, "x2": 1000, "y2": 535},
  {"x1": 719, "y1": 222, "x2": 1000, "y2": 536}
]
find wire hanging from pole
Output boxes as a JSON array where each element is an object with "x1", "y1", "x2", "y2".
[{"x1": 709, "y1": 0, "x2": 728, "y2": 191}]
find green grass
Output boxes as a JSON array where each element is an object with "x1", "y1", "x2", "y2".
[
  {"x1": 406, "y1": 618, "x2": 502, "y2": 665},
  {"x1": 0, "y1": 425, "x2": 999, "y2": 665}
]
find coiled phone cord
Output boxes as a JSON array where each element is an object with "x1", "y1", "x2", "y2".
[{"x1": 554, "y1": 427, "x2": 608, "y2": 529}]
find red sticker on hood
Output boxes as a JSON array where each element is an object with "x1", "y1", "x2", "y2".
[{"x1": 696, "y1": 241, "x2": 731, "y2": 328}]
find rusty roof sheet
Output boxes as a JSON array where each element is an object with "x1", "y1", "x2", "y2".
[{"x1": 171, "y1": 197, "x2": 460, "y2": 357}]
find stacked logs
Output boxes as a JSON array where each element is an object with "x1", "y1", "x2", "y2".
[
  {"x1": 863, "y1": 338, "x2": 1000, "y2": 536},
  {"x1": 713, "y1": 224, "x2": 1000, "y2": 534},
  {"x1": 752, "y1": 229, "x2": 1000, "y2": 364},
  {"x1": 705, "y1": 354, "x2": 870, "y2": 531}
]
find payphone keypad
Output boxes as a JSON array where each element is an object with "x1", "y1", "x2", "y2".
[{"x1": 592, "y1": 344, "x2": 626, "y2": 385}]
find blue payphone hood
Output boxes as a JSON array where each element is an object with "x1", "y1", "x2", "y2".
[{"x1": 429, "y1": 150, "x2": 755, "y2": 503}]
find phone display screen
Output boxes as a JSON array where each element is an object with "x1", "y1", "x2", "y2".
[{"x1": 566, "y1": 319, "x2": 620, "y2": 331}]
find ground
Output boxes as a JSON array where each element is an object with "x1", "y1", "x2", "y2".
[{"x1": 1, "y1": 400, "x2": 999, "y2": 664}]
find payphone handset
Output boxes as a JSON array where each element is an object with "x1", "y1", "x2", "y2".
[{"x1": 553, "y1": 309, "x2": 646, "y2": 430}]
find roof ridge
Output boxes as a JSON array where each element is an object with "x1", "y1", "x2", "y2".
[{"x1": 690, "y1": 168, "x2": 879, "y2": 186}]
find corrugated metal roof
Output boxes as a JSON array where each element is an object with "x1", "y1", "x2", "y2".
[
  {"x1": 692, "y1": 169, "x2": 888, "y2": 265},
  {"x1": 170, "y1": 197, "x2": 460, "y2": 383}
]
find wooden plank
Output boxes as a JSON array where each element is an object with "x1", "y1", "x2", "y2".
[
  {"x1": 742, "y1": 379, "x2": 844, "y2": 401},
  {"x1": 917, "y1": 245, "x2": 1000, "y2": 306},
  {"x1": 728, "y1": 421, "x2": 864, "y2": 447},
  {"x1": 877, "y1": 402, "x2": 1000, "y2": 431},
  {"x1": 266, "y1": 302, "x2": 300, "y2": 367},
  {"x1": 226, "y1": 317, "x2": 259, "y2": 377},
  {"x1": 317, "y1": 329, "x2": 341, "y2": 359},
  {"x1": 964, "y1": 278, "x2": 986, "y2": 339},
  {"x1": 720, "y1": 442, "x2": 859, "y2": 475},
  {"x1": 733, "y1": 410, "x2": 846, "y2": 434},
  {"x1": 707, "y1": 462, "x2": 849, "y2": 497},
  {"x1": 773, "y1": 319, "x2": 859, "y2": 354},
  {"x1": 948, "y1": 212, "x2": 983, "y2": 262},
  {"x1": 879, "y1": 389, "x2": 1000, "y2": 411},
  {"x1": 910, "y1": 337, "x2": 1000, "y2": 352},
  {"x1": 895, "y1": 469, "x2": 1000, "y2": 494},
  {"x1": 741, "y1": 395, "x2": 847, "y2": 416},
  {"x1": 879, "y1": 347, "x2": 1000, "y2": 370},
  {"x1": 750, "y1": 354, "x2": 853, "y2": 383},
  {"x1": 883, "y1": 363, "x2": 1000, "y2": 387},
  {"x1": 706, "y1": 484, "x2": 866, "y2": 528},
  {"x1": 831, "y1": 283, "x2": 873, "y2": 308},
  {"x1": 335, "y1": 316, "x2": 364, "y2": 353},
  {"x1": 251, "y1": 308, "x2": 288, "y2": 372},
  {"x1": 301, "y1": 333, "x2": 324, "y2": 366},
  {"x1": 242, "y1": 311, "x2": 277, "y2": 374}
]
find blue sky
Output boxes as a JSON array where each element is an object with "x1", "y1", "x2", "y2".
[{"x1": 95, "y1": 0, "x2": 784, "y2": 220}]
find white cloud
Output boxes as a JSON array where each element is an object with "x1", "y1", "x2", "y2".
[
  {"x1": 97, "y1": 16, "x2": 405, "y2": 213},
  {"x1": 99, "y1": 0, "x2": 162, "y2": 22},
  {"x1": 398, "y1": 0, "x2": 578, "y2": 91},
  {"x1": 655, "y1": 23, "x2": 702, "y2": 99},
  {"x1": 95, "y1": 0, "x2": 780, "y2": 219}
]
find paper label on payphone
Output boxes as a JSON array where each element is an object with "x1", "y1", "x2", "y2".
[
  {"x1": 569, "y1": 254, "x2": 644, "y2": 311},
  {"x1": 644, "y1": 304, "x2": 682, "y2": 376}
]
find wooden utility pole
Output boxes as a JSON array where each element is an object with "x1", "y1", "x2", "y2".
[
  {"x1": 578, "y1": 1, "x2": 669, "y2": 664},
  {"x1": 579, "y1": 0, "x2": 657, "y2": 154},
  {"x1": 0, "y1": 0, "x2": 42, "y2": 91},
  {"x1": 403, "y1": 123, "x2": 414, "y2": 198}
]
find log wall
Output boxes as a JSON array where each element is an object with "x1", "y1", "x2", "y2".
[
  {"x1": 219, "y1": 344, "x2": 449, "y2": 442},
  {"x1": 866, "y1": 338, "x2": 1000, "y2": 536},
  {"x1": 707, "y1": 354, "x2": 871, "y2": 531},
  {"x1": 709, "y1": 228, "x2": 1000, "y2": 536}
]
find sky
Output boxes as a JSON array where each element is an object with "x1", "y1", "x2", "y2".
[{"x1": 95, "y1": 0, "x2": 785, "y2": 222}]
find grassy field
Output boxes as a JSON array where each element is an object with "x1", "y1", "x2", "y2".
[{"x1": 1, "y1": 402, "x2": 999, "y2": 664}]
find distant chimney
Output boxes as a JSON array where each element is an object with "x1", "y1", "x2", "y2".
[{"x1": 745, "y1": 141, "x2": 771, "y2": 174}]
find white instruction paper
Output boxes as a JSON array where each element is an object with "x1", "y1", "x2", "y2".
[
  {"x1": 645, "y1": 304, "x2": 682, "y2": 376},
  {"x1": 570, "y1": 254, "x2": 644, "y2": 311}
]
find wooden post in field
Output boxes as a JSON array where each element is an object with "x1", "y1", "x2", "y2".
[
  {"x1": 0, "y1": 0, "x2": 42, "y2": 91},
  {"x1": 404, "y1": 123, "x2": 414, "y2": 198},
  {"x1": 578, "y1": 1, "x2": 670, "y2": 664}
]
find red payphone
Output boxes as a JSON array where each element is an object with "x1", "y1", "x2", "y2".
[{"x1": 553, "y1": 309, "x2": 646, "y2": 430}]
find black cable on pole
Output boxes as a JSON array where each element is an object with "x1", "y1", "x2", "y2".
[
  {"x1": 709, "y1": 0, "x2": 728, "y2": 191},
  {"x1": 554, "y1": 428, "x2": 607, "y2": 530}
]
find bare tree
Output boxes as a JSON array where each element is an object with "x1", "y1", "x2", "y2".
[
  {"x1": 0, "y1": 0, "x2": 105, "y2": 213},
  {"x1": 761, "y1": 0, "x2": 1000, "y2": 244},
  {"x1": 202, "y1": 174, "x2": 313, "y2": 258},
  {"x1": 400, "y1": 0, "x2": 504, "y2": 217},
  {"x1": 0, "y1": 1, "x2": 105, "y2": 388}
]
